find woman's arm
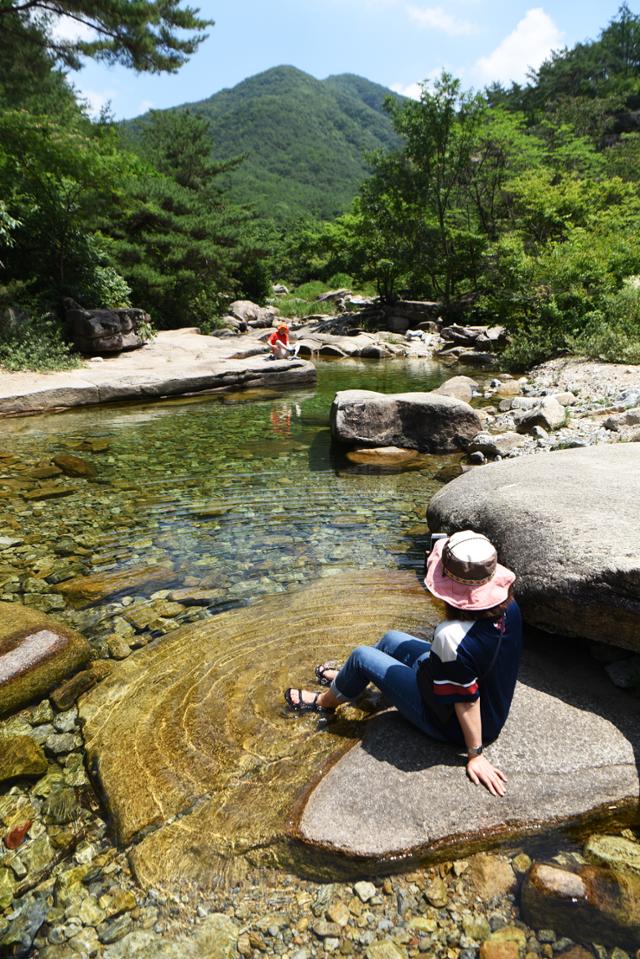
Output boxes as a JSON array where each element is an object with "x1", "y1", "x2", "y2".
[{"x1": 454, "y1": 699, "x2": 507, "y2": 797}]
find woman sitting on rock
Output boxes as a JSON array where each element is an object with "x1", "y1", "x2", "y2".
[{"x1": 285, "y1": 531, "x2": 522, "y2": 796}]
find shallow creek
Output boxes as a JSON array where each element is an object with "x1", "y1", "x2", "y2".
[
  {"x1": 0, "y1": 358, "x2": 462, "y2": 651},
  {"x1": 1, "y1": 358, "x2": 638, "y2": 957}
]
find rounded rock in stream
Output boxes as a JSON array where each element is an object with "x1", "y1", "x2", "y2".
[
  {"x1": 428, "y1": 442, "x2": 640, "y2": 651},
  {"x1": 0, "y1": 603, "x2": 90, "y2": 717}
]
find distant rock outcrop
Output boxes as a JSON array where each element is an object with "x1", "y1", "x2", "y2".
[{"x1": 64, "y1": 299, "x2": 148, "y2": 355}]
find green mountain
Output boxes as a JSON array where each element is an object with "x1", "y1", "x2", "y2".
[{"x1": 128, "y1": 66, "x2": 402, "y2": 224}]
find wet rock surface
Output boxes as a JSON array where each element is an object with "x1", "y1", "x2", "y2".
[
  {"x1": 0, "y1": 604, "x2": 90, "y2": 717},
  {"x1": 427, "y1": 443, "x2": 640, "y2": 651},
  {"x1": 79, "y1": 571, "x2": 437, "y2": 894}
]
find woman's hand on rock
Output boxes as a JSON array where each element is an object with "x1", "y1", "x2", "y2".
[{"x1": 466, "y1": 754, "x2": 507, "y2": 796}]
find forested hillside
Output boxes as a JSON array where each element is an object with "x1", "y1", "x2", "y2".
[
  {"x1": 126, "y1": 66, "x2": 402, "y2": 224},
  {"x1": 2, "y1": 1, "x2": 640, "y2": 372},
  {"x1": 294, "y1": 3, "x2": 640, "y2": 368}
]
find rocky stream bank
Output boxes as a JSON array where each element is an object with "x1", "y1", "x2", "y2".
[{"x1": 1, "y1": 334, "x2": 640, "y2": 957}]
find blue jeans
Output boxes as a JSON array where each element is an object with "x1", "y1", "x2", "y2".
[{"x1": 330, "y1": 630, "x2": 450, "y2": 742}]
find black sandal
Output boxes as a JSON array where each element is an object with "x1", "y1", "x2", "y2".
[
  {"x1": 284, "y1": 688, "x2": 331, "y2": 714},
  {"x1": 314, "y1": 661, "x2": 341, "y2": 687}
]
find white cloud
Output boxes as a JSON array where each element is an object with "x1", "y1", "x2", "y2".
[
  {"x1": 475, "y1": 8, "x2": 563, "y2": 85},
  {"x1": 391, "y1": 81, "x2": 422, "y2": 100},
  {"x1": 50, "y1": 14, "x2": 96, "y2": 44},
  {"x1": 391, "y1": 65, "x2": 451, "y2": 99},
  {"x1": 80, "y1": 89, "x2": 116, "y2": 117},
  {"x1": 138, "y1": 100, "x2": 155, "y2": 113},
  {"x1": 406, "y1": 5, "x2": 477, "y2": 36}
]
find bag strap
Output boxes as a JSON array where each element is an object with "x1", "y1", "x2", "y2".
[{"x1": 477, "y1": 613, "x2": 505, "y2": 683}]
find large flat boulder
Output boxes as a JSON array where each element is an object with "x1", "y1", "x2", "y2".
[
  {"x1": 330, "y1": 390, "x2": 482, "y2": 453},
  {"x1": 79, "y1": 571, "x2": 438, "y2": 895},
  {"x1": 297, "y1": 641, "x2": 640, "y2": 863},
  {"x1": 0, "y1": 330, "x2": 316, "y2": 416},
  {"x1": 426, "y1": 443, "x2": 640, "y2": 651},
  {"x1": 0, "y1": 602, "x2": 90, "y2": 717}
]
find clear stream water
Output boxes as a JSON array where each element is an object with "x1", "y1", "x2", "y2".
[
  {"x1": 1, "y1": 356, "x2": 638, "y2": 935},
  {"x1": 1, "y1": 358, "x2": 465, "y2": 646}
]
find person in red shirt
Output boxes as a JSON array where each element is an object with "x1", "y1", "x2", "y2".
[{"x1": 268, "y1": 322, "x2": 299, "y2": 359}]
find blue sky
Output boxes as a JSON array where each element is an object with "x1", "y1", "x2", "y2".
[{"x1": 57, "y1": 1, "x2": 632, "y2": 118}]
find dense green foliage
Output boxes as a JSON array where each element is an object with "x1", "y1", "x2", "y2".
[
  {"x1": 0, "y1": 0, "x2": 211, "y2": 73},
  {"x1": 125, "y1": 66, "x2": 402, "y2": 225},
  {"x1": 291, "y1": 5, "x2": 640, "y2": 368},
  {"x1": 2, "y1": 1, "x2": 640, "y2": 371},
  {"x1": 0, "y1": 2, "x2": 274, "y2": 366}
]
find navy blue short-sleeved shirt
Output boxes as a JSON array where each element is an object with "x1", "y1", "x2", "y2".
[{"x1": 421, "y1": 599, "x2": 523, "y2": 745}]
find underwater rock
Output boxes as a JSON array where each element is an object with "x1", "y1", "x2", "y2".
[
  {"x1": 58, "y1": 564, "x2": 176, "y2": 607},
  {"x1": 22, "y1": 485, "x2": 75, "y2": 502},
  {"x1": 0, "y1": 602, "x2": 90, "y2": 718},
  {"x1": 584, "y1": 833, "x2": 640, "y2": 877},
  {"x1": 79, "y1": 571, "x2": 437, "y2": 895},
  {"x1": 0, "y1": 736, "x2": 47, "y2": 784},
  {"x1": 345, "y1": 447, "x2": 423, "y2": 468},
  {"x1": 50, "y1": 661, "x2": 112, "y2": 710},
  {"x1": 521, "y1": 861, "x2": 640, "y2": 950},
  {"x1": 51, "y1": 454, "x2": 96, "y2": 479}
]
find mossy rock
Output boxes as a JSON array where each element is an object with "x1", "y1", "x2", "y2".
[
  {"x1": 0, "y1": 735, "x2": 47, "y2": 783},
  {"x1": 0, "y1": 602, "x2": 90, "y2": 718}
]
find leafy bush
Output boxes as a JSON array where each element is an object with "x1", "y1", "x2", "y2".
[
  {"x1": 501, "y1": 325, "x2": 565, "y2": 371},
  {"x1": 327, "y1": 272, "x2": 353, "y2": 288},
  {"x1": 78, "y1": 263, "x2": 132, "y2": 309},
  {"x1": 276, "y1": 297, "x2": 336, "y2": 319},
  {"x1": 569, "y1": 278, "x2": 640, "y2": 362},
  {"x1": 0, "y1": 314, "x2": 80, "y2": 371}
]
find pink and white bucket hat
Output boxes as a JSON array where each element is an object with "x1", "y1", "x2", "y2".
[{"x1": 424, "y1": 530, "x2": 516, "y2": 611}]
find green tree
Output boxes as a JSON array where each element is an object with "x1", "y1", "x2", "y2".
[
  {"x1": 108, "y1": 110, "x2": 248, "y2": 326},
  {"x1": 357, "y1": 76, "x2": 540, "y2": 302},
  {"x1": 0, "y1": 109, "x2": 137, "y2": 306},
  {"x1": 0, "y1": 0, "x2": 212, "y2": 73}
]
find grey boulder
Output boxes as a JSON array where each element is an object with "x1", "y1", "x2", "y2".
[
  {"x1": 515, "y1": 396, "x2": 566, "y2": 432},
  {"x1": 330, "y1": 390, "x2": 482, "y2": 453},
  {"x1": 468, "y1": 430, "x2": 528, "y2": 458},
  {"x1": 297, "y1": 642, "x2": 640, "y2": 862},
  {"x1": 64, "y1": 299, "x2": 148, "y2": 355},
  {"x1": 228, "y1": 300, "x2": 278, "y2": 327},
  {"x1": 432, "y1": 375, "x2": 479, "y2": 404},
  {"x1": 427, "y1": 443, "x2": 640, "y2": 651}
]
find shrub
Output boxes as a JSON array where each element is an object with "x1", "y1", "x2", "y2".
[
  {"x1": 0, "y1": 313, "x2": 80, "y2": 371},
  {"x1": 569, "y1": 278, "x2": 640, "y2": 362}
]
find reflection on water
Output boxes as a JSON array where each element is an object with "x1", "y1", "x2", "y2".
[{"x1": 0, "y1": 359, "x2": 458, "y2": 653}]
